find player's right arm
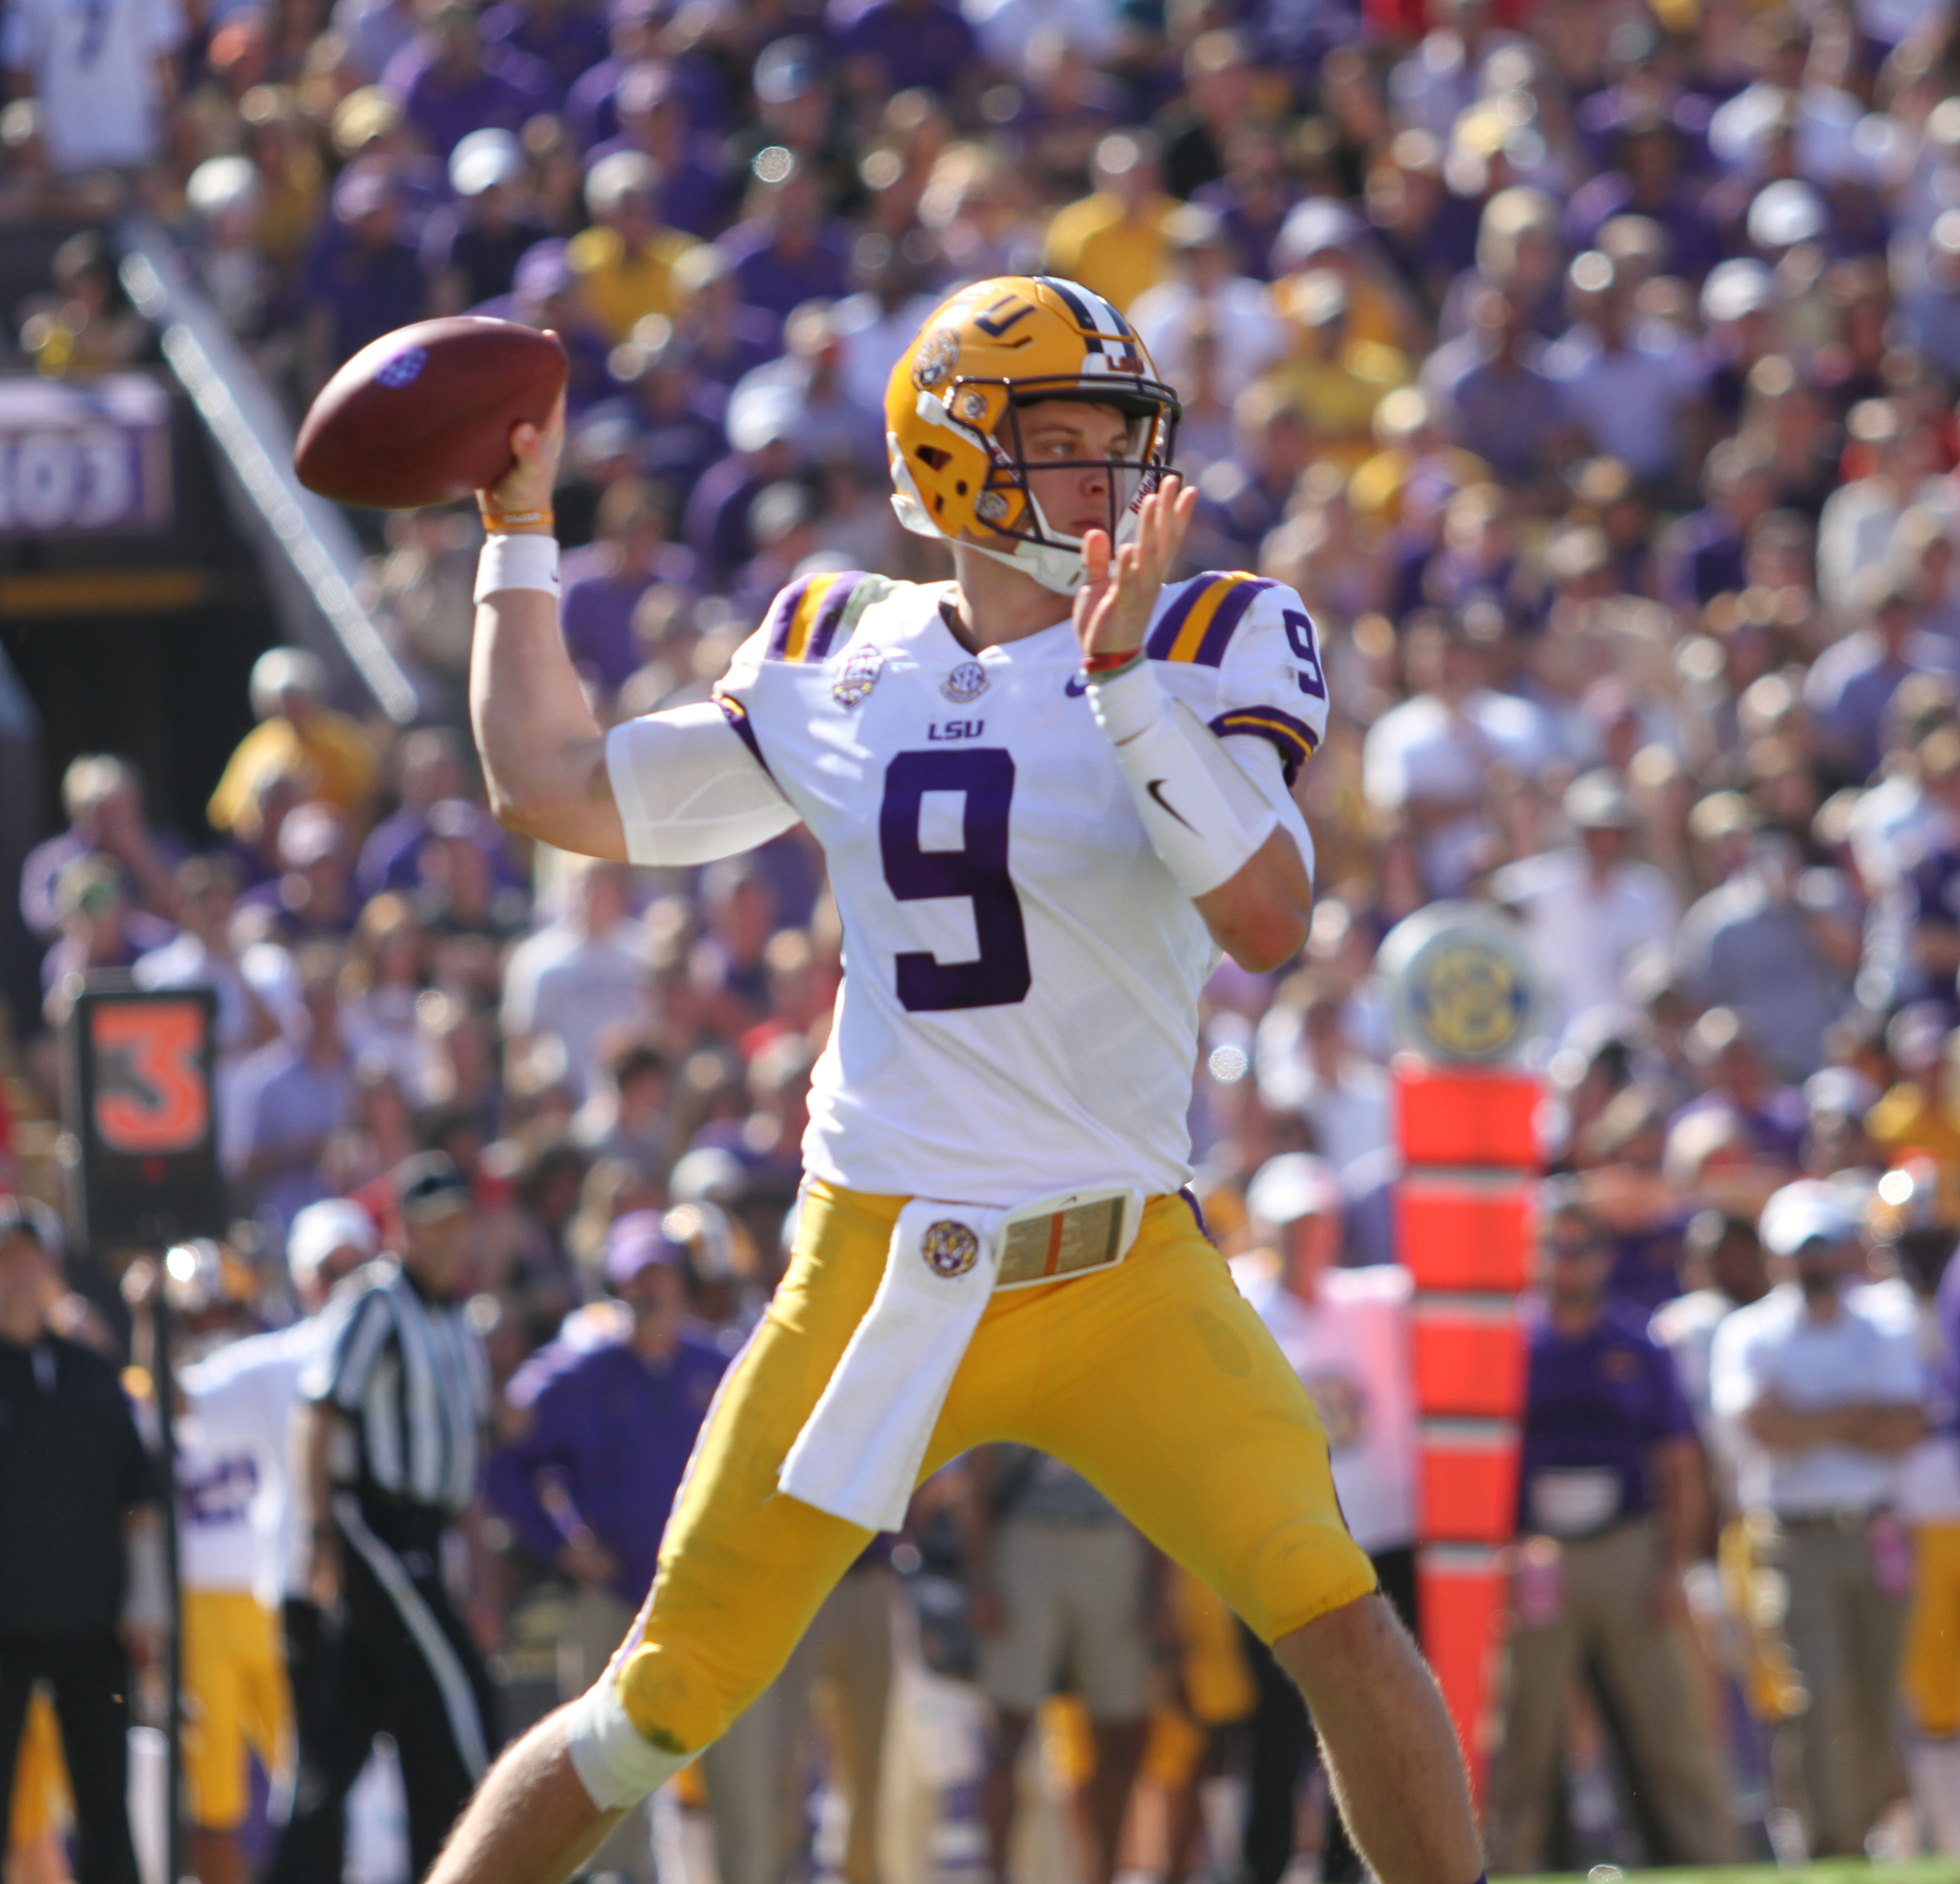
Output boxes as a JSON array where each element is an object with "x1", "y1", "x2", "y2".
[
  {"x1": 471, "y1": 404, "x2": 630, "y2": 859},
  {"x1": 471, "y1": 405, "x2": 796, "y2": 865}
]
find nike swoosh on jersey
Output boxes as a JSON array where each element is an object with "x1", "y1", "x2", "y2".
[
  {"x1": 1146, "y1": 779, "x2": 1197, "y2": 832},
  {"x1": 1064, "y1": 675, "x2": 1089, "y2": 697}
]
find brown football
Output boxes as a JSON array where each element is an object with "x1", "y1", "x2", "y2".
[{"x1": 293, "y1": 317, "x2": 568, "y2": 509}]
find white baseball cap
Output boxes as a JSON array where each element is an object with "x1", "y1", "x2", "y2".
[
  {"x1": 450, "y1": 128, "x2": 524, "y2": 198},
  {"x1": 1246, "y1": 1153, "x2": 1343, "y2": 1229},
  {"x1": 287, "y1": 1198, "x2": 378, "y2": 1287},
  {"x1": 1758, "y1": 1179, "x2": 1860, "y2": 1258}
]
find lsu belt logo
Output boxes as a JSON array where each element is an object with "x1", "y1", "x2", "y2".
[
  {"x1": 833, "y1": 643, "x2": 883, "y2": 707},
  {"x1": 921, "y1": 1220, "x2": 980, "y2": 1278}
]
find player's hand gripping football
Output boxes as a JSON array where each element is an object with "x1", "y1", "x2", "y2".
[
  {"x1": 480, "y1": 367, "x2": 567, "y2": 534},
  {"x1": 1072, "y1": 472, "x2": 1197, "y2": 661}
]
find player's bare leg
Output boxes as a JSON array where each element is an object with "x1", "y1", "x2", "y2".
[
  {"x1": 1083, "y1": 1717, "x2": 1148, "y2": 1884},
  {"x1": 980, "y1": 1707, "x2": 1033, "y2": 1881},
  {"x1": 1273, "y1": 1594, "x2": 1483, "y2": 1884},
  {"x1": 426, "y1": 1708, "x2": 622, "y2": 1884}
]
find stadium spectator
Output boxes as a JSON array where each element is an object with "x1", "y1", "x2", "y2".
[
  {"x1": 0, "y1": 1198, "x2": 159, "y2": 1884},
  {"x1": 1486, "y1": 1185, "x2": 1733, "y2": 1873},
  {"x1": 485, "y1": 1212, "x2": 725, "y2": 1884},
  {"x1": 1712, "y1": 1182, "x2": 1929, "y2": 1858},
  {"x1": 1044, "y1": 131, "x2": 1177, "y2": 315},
  {"x1": 1232, "y1": 1154, "x2": 1418, "y2": 1884},
  {"x1": 20, "y1": 755, "x2": 183, "y2": 941},
  {"x1": 499, "y1": 858, "x2": 646, "y2": 1103},
  {"x1": 968, "y1": 1450, "x2": 1151, "y2": 1884},
  {"x1": 207, "y1": 649, "x2": 381, "y2": 837}
]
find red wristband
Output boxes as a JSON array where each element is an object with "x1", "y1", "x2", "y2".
[{"x1": 1081, "y1": 645, "x2": 1145, "y2": 675}]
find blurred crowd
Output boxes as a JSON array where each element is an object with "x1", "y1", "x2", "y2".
[{"x1": 11, "y1": 0, "x2": 1960, "y2": 1874}]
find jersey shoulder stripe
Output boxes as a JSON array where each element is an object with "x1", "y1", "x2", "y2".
[
  {"x1": 761, "y1": 570, "x2": 888, "y2": 664},
  {"x1": 1210, "y1": 704, "x2": 1319, "y2": 786},
  {"x1": 1146, "y1": 572, "x2": 1276, "y2": 667}
]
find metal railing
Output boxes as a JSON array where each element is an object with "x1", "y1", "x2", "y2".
[{"x1": 115, "y1": 218, "x2": 419, "y2": 724}]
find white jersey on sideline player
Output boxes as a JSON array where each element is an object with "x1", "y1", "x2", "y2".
[{"x1": 181, "y1": 1316, "x2": 324, "y2": 1607}]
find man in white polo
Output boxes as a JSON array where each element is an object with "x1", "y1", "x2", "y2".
[{"x1": 1710, "y1": 1181, "x2": 1928, "y2": 1857}]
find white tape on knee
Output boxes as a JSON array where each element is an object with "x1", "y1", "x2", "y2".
[{"x1": 562, "y1": 1674, "x2": 693, "y2": 1811}]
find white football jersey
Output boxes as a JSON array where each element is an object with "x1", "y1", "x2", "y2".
[
  {"x1": 180, "y1": 1319, "x2": 320, "y2": 1606},
  {"x1": 610, "y1": 569, "x2": 1327, "y2": 1206}
]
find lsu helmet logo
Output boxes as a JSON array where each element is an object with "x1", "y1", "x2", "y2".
[{"x1": 911, "y1": 327, "x2": 960, "y2": 391}]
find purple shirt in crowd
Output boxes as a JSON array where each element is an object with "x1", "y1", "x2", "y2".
[
  {"x1": 559, "y1": 541, "x2": 699, "y2": 691},
  {"x1": 303, "y1": 227, "x2": 430, "y2": 366},
  {"x1": 479, "y1": 0, "x2": 609, "y2": 108},
  {"x1": 384, "y1": 40, "x2": 555, "y2": 159},
  {"x1": 485, "y1": 1324, "x2": 728, "y2": 1604},
  {"x1": 838, "y1": 0, "x2": 976, "y2": 95},
  {"x1": 717, "y1": 219, "x2": 853, "y2": 321},
  {"x1": 583, "y1": 136, "x2": 729, "y2": 238},
  {"x1": 565, "y1": 50, "x2": 729, "y2": 154},
  {"x1": 229, "y1": 1042, "x2": 355, "y2": 1234},
  {"x1": 1519, "y1": 1299, "x2": 1696, "y2": 1531}
]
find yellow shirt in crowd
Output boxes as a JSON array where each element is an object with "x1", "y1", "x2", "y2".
[
  {"x1": 1041, "y1": 193, "x2": 1180, "y2": 315},
  {"x1": 567, "y1": 225, "x2": 704, "y2": 343},
  {"x1": 207, "y1": 712, "x2": 381, "y2": 834}
]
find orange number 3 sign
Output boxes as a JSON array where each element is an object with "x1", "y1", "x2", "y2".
[{"x1": 92, "y1": 1003, "x2": 210, "y2": 1155}]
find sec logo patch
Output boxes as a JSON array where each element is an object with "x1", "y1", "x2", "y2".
[
  {"x1": 921, "y1": 1220, "x2": 980, "y2": 1278},
  {"x1": 942, "y1": 660, "x2": 989, "y2": 704}
]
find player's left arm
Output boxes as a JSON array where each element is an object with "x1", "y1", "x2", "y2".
[{"x1": 1075, "y1": 480, "x2": 1316, "y2": 973}]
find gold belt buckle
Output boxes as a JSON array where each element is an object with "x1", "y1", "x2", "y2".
[{"x1": 993, "y1": 1186, "x2": 1145, "y2": 1291}]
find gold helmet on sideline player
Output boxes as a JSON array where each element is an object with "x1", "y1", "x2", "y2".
[{"x1": 885, "y1": 276, "x2": 1181, "y2": 596}]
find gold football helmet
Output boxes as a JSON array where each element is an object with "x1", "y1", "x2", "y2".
[{"x1": 886, "y1": 276, "x2": 1181, "y2": 595}]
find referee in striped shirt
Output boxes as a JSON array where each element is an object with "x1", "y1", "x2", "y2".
[{"x1": 268, "y1": 1154, "x2": 499, "y2": 1884}]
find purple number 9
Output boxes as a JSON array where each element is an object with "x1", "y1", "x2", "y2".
[{"x1": 879, "y1": 749, "x2": 1032, "y2": 1011}]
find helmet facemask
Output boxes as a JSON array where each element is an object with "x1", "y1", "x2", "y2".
[{"x1": 892, "y1": 374, "x2": 1181, "y2": 595}]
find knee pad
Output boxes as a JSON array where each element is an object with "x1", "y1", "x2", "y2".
[{"x1": 563, "y1": 1637, "x2": 743, "y2": 1811}]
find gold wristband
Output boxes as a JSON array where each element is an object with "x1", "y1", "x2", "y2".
[{"x1": 477, "y1": 495, "x2": 555, "y2": 534}]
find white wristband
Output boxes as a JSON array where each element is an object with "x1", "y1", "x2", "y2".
[
  {"x1": 1084, "y1": 655, "x2": 1163, "y2": 742},
  {"x1": 562, "y1": 1673, "x2": 694, "y2": 1809},
  {"x1": 474, "y1": 533, "x2": 560, "y2": 602},
  {"x1": 1089, "y1": 662, "x2": 1277, "y2": 898}
]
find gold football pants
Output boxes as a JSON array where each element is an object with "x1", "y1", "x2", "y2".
[{"x1": 610, "y1": 1181, "x2": 1376, "y2": 1754}]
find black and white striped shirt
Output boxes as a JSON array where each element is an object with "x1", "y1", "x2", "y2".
[{"x1": 303, "y1": 1260, "x2": 488, "y2": 1517}]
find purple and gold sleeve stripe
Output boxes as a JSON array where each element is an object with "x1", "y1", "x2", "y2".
[
  {"x1": 1210, "y1": 704, "x2": 1319, "y2": 786},
  {"x1": 763, "y1": 571, "x2": 867, "y2": 663},
  {"x1": 714, "y1": 690, "x2": 774, "y2": 779},
  {"x1": 1145, "y1": 573, "x2": 1274, "y2": 667}
]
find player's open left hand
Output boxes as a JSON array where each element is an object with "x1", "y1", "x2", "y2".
[
  {"x1": 1072, "y1": 473, "x2": 1196, "y2": 662},
  {"x1": 480, "y1": 356, "x2": 566, "y2": 530}
]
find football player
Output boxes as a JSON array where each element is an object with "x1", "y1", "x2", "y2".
[{"x1": 434, "y1": 277, "x2": 1483, "y2": 1884}]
